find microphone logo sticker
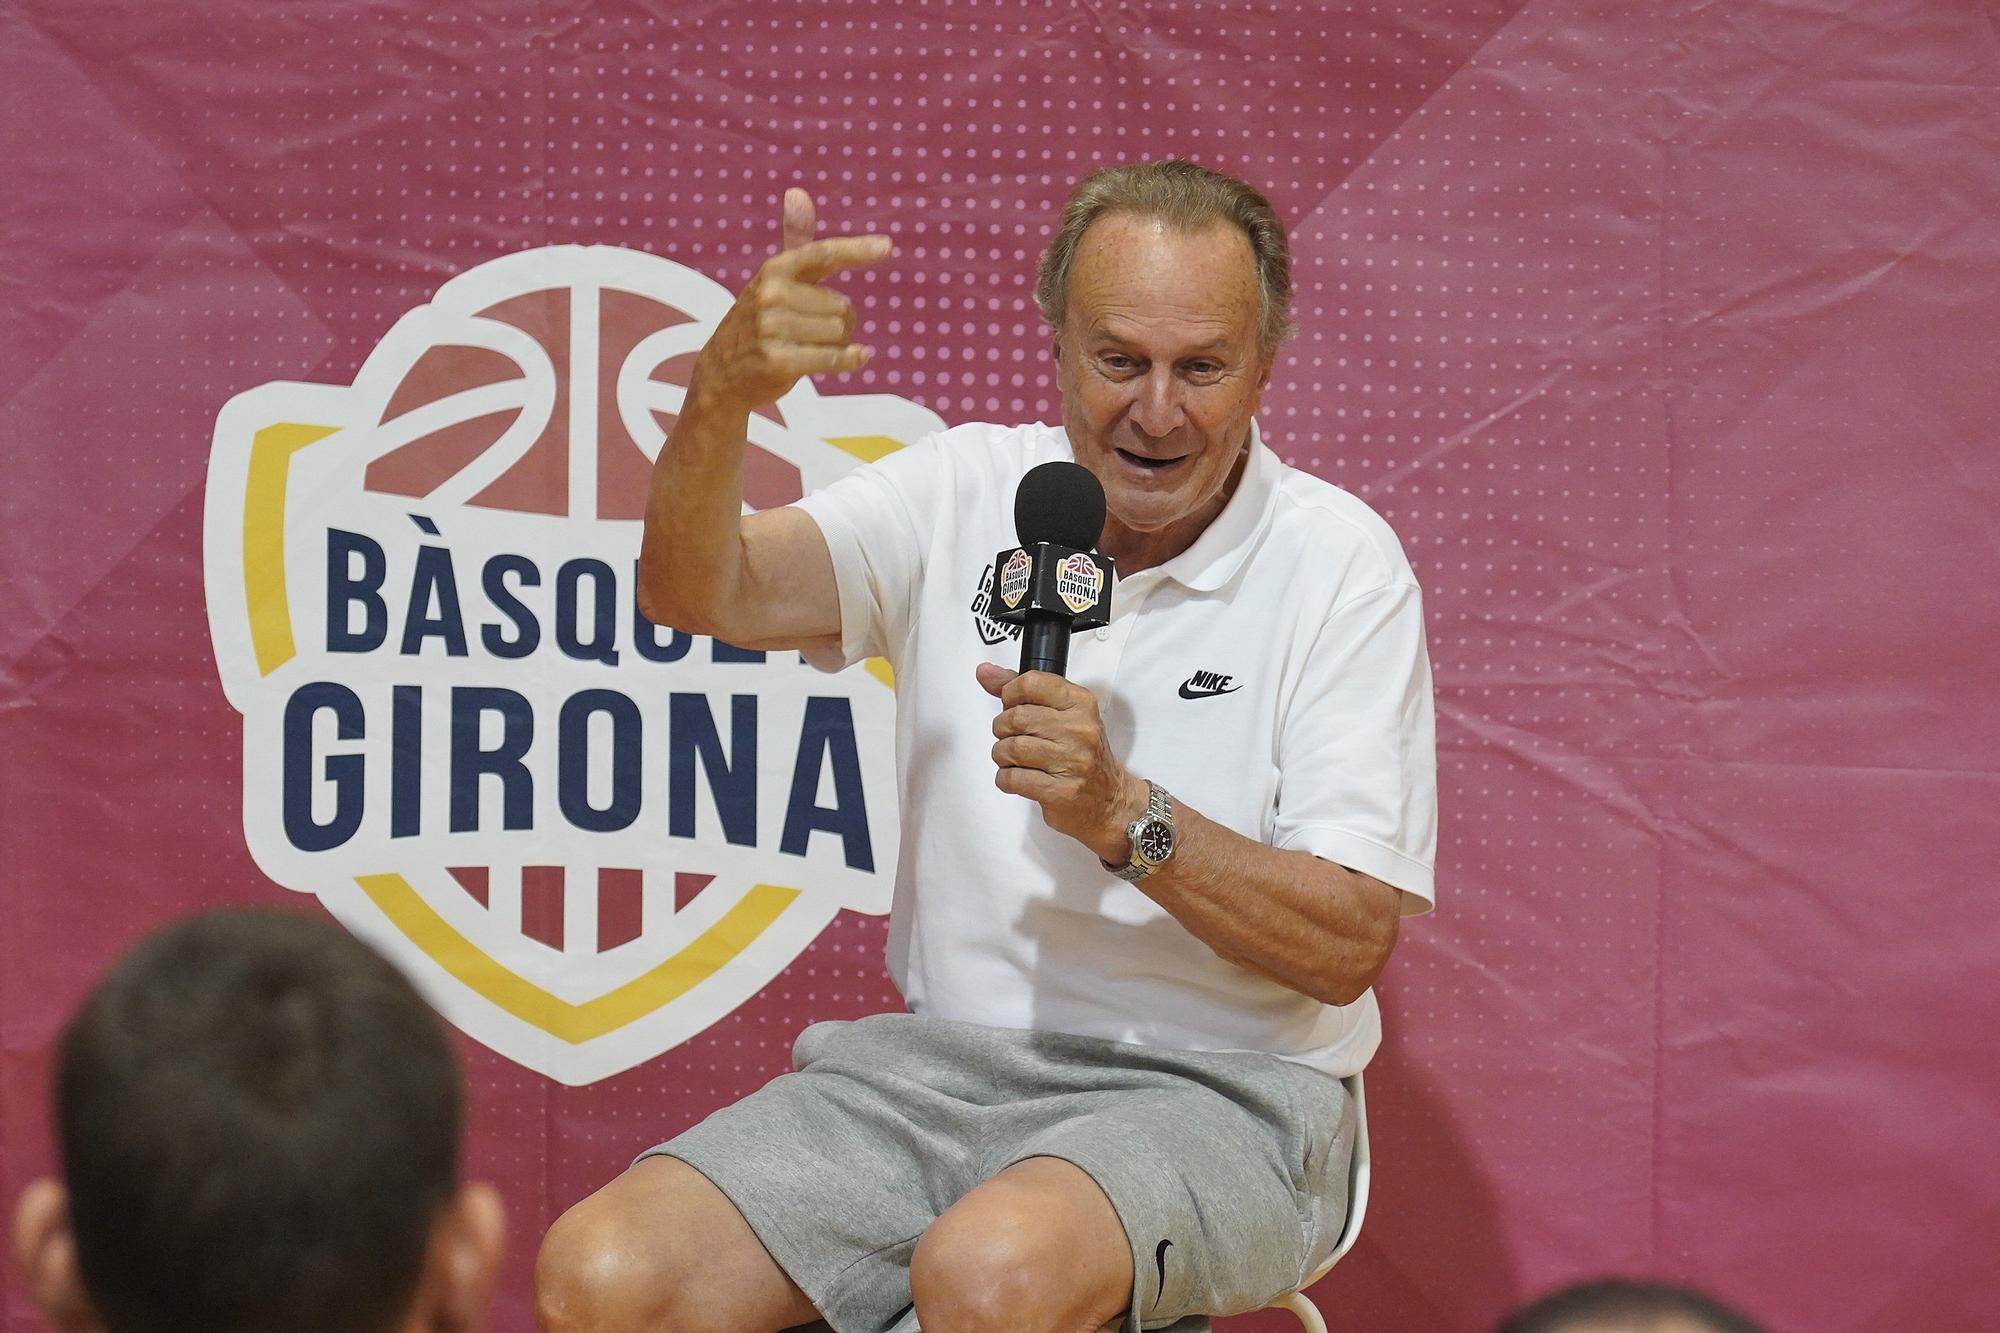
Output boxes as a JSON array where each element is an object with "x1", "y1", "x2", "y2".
[
  {"x1": 998, "y1": 548, "x2": 1033, "y2": 609},
  {"x1": 202, "y1": 244, "x2": 944, "y2": 1085},
  {"x1": 1056, "y1": 552, "x2": 1104, "y2": 615}
]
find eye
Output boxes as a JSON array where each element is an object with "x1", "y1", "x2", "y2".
[
  {"x1": 1183, "y1": 360, "x2": 1224, "y2": 381},
  {"x1": 1099, "y1": 353, "x2": 1140, "y2": 374}
]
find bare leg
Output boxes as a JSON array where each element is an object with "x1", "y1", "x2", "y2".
[
  {"x1": 910, "y1": 1156, "x2": 1135, "y2": 1333},
  {"x1": 536, "y1": 1156, "x2": 824, "y2": 1333}
]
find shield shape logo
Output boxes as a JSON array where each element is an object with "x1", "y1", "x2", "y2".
[
  {"x1": 1056, "y1": 552, "x2": 1103, "y2": 615},
  {"x1": 998, "y1": 548, "x2": 1033, "y2": 609},
  {"x1": 203, "y1": 245, "x2": 942, "y2": 1084}
]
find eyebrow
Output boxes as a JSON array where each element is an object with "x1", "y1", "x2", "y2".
[{"x1": 1086, "y1": 328, "x2": 1237, "y2": 357}]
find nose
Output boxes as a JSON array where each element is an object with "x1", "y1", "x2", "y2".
[{"x1": 1129, "y1": 368, "x2": 1185, "y2": 439}]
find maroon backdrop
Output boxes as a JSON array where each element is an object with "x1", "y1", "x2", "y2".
[{"x1": 5, "y1": 2, "x2": 1998, "y2": 1329}]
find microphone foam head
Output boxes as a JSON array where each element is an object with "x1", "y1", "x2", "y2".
[{"x1": 1014, "y1": 460, "x2": 1107, "y2": 550}]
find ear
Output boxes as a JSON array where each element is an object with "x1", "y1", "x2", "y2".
[
  {"x1": 12, "y1": 1179, "x2": 102, "y2": 1331},
  {"x1": 412, "y1": 1181, "x2": 506, "y2": 1333}
]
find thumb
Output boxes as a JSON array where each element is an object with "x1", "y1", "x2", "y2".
[
  {"x1": 975, "y1": 661, "x2": 1018, "y2": 699},
  {"x1": 782, "y1": 187, "x2": 816, "y2": 252}
]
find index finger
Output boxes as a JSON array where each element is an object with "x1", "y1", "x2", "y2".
[
  {"x1": 782, "y1": 187, "x2": 816, "y2": 252},
  {"x1": 773, "y1": 234, "x2": 894, "y2": 284},
  {"x1": 1001, "y1": 670, "x2": 1082, "y2": 709},
  {"x1": 993, "y1": 702, "x2": 1066, "y2": 739}
]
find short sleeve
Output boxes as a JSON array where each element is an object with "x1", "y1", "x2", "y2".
[
  {"x1": 1273, "y1": 582, "x2": 1438, "y2": 913},
  {"x1": 790, "y1": 435, "x2": 950, "y2": 671}
]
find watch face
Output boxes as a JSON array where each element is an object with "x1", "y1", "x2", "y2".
[{"x1": 1136, "y1": 819, "x2": 1174, "y2": 863}]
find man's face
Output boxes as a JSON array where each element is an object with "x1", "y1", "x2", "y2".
[{"x1": 1055, "y1": 212, "x2": 1275, "y2": 567}]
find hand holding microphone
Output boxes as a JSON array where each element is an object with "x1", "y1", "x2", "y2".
[{"x1": 977, "y1": 463, "x2": 1149, "y2": 863}]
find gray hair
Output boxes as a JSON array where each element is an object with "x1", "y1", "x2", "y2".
[{"x1": 1035, "y1": 159, "x2": 1295, "y2": 351}]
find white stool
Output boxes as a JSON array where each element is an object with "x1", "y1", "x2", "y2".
[{"x1": 1264, "y1": 1071, "x2": 1370, "y2": 1333}]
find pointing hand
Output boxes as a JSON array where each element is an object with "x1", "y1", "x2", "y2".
[{"x1": 689, "y1": 188, "x2": 893, "y2": 416}]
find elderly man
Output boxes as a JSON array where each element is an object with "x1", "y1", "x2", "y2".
[{"x1": 537, "y1": 160, "x2": 1436, "y2": 1333}]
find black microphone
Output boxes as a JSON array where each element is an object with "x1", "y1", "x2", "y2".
[{"x1": 988, "y1": 461, "x2": 1117, "y2": 677}]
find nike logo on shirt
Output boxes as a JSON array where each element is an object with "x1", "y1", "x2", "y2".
[{"x1": 1178, "y1": 670, "x2": 1241, "y2": 699}]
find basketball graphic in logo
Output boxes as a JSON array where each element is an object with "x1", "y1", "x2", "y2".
[
  {"x1": 1056, "y1": 551, "x2": 1103, "y2": 615},
  {"x1": 204, "y1": 246, "x2": 943, "y2": 1085},
  {"x1": 998, "y1": 548, "x2": 1033, "y2": 610}
]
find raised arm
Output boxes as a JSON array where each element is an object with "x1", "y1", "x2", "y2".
[{"x1": 637, "y1": 189, "x2": 893, "y2": 650}]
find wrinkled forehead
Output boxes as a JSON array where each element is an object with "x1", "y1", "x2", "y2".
[{"x1": 1064, "y1": 213, "x2": 1264, "y2": 349}]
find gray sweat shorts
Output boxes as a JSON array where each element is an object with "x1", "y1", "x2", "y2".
[{"x1": 638, "y1": 1012, "x2": 1355, "y2": 1333}]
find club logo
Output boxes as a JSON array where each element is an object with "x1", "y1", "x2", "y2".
[
  {"x1": 969, "y1": 560, "x2": 1023, "y2": 647},
  {"x1": 998, "y1": 548, "x2": 1033, "y2": 609},
  {"x1": 203, "y1": 245, "x2": 944, "y2": 1084},
  {"x1": 1056, "y1": 551, "x2": 1103, "y2": 615}
]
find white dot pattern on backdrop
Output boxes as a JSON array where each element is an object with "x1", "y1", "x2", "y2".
[{"x1": 6, "y1": 2, "x2": 1999, "y2": 1330}]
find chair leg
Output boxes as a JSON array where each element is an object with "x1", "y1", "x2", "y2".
[{"x1": 1274, "y1": 1290, "x2": 1329, "y2": 1333}]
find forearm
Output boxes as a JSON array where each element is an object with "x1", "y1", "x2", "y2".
[
  {"x1": 637, "y1": 381, "x2": 753, "y2": 635},
  {"x1": 1098, "y1": 781, "x2": 1401, "y2": 1007},
  {"x1": 982, "y1": 668, "x2": 1407, "y2": 1005}
]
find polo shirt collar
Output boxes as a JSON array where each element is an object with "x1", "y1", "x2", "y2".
[
  {"x1": 1151, "y1": 418, "x2": 1279, "y2": 592},
  {"x1": 1053, "y1": 419, "x2": 1280, "y2": 592}
]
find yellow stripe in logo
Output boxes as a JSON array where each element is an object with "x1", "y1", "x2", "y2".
[
  {"x1": 244, "y1": 422, "x2": 340, "y2": 676},
  {"x1": 356, "y1": 873, "x2": 802, "y2": 1044},
  {"x1": 824, "y1": 434, "x2": 903, "y2": 464}
]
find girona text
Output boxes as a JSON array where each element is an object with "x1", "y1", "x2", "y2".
[{"x1": 280, "y1": 526, "x2": 874, "y2": 870}]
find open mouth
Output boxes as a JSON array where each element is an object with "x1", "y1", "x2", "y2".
[{"x1": 1117, "y1": 448, "x2": 1185, "y2": 472}]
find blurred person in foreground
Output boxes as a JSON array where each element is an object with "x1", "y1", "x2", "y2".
[
  {"x1": 538, "y1": 159, "x2": 1437, "y2": 1332},
  {"x1": 10, "y1": 909, "x2": 506, "y2": 1333},
  {"x1": 1498, "y1": 1278, "x2": 1769, "y2": 1333}
]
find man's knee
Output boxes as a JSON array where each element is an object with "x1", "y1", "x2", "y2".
[
  {"x1": 535, "y1": 1197, "x2": 670, "y2": 1333},
  {"x1": 911, "y1": 1205, "x2": 1124, "y2": 1333},
  {"x1": 911, "y1": 1209, "x2": 1040, "y2": 1333},
  {"x1": 536, "y1": 1187, "x2": 733, "y2": 1333},
  {"x1": 535, "y1": 1158, "x2": 818, "y2": 1333}
]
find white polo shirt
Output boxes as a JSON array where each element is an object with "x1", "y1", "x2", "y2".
[{"x1": 793, "y1": 420, "x2": 1436, "y2": 1077}]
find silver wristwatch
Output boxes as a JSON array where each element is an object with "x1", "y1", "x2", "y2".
[{"x1": 1102, "y1": 780, "x2": 1176, "y2": 882}]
